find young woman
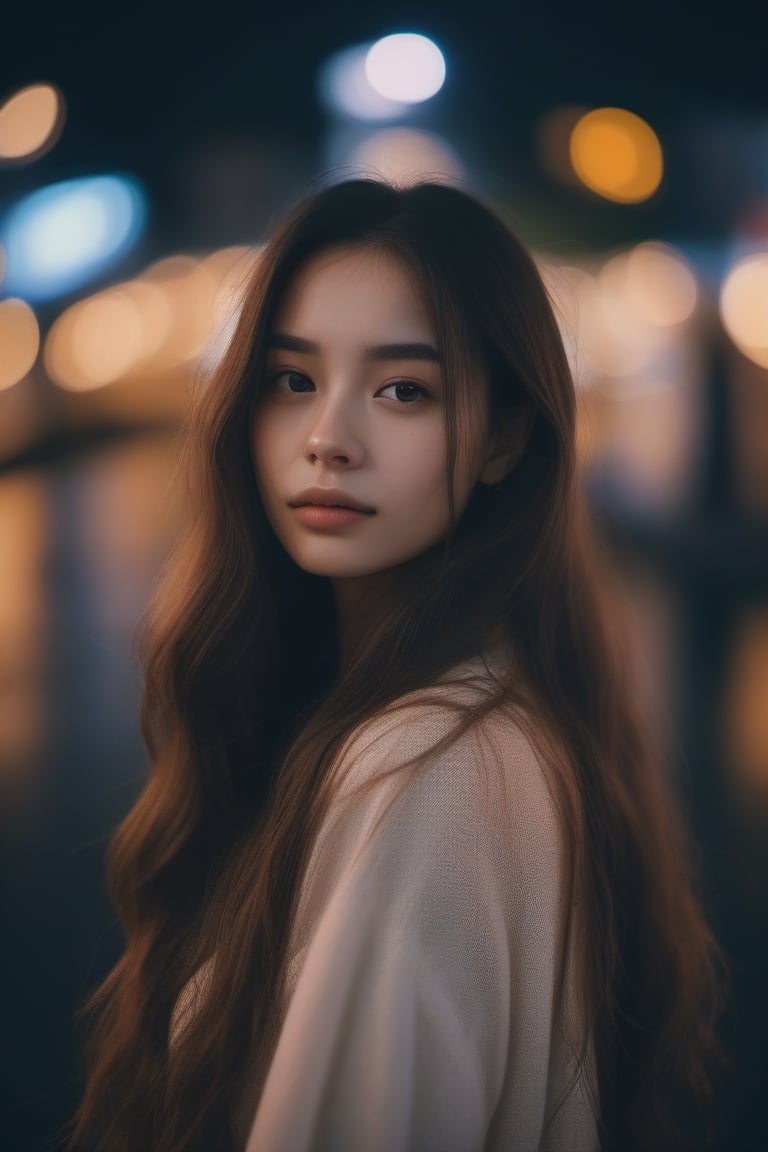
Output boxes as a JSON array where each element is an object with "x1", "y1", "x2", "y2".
[{"x1": 69, "y1": 178, "x2": 724, "y2": 1152}]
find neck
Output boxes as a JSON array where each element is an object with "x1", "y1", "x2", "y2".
[{"x1": 332, "y1": 574, "x2": 392, "y2": 674}]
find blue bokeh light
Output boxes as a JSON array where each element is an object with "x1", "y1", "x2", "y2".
[{"x1": 0, "y1": 174, "x2": 146, "y2": 302}]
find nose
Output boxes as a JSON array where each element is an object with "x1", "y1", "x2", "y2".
[{"x1": 304, "y1": 393, "x2": 365, "y2": 467}]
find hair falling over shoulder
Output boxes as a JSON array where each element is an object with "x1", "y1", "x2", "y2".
[{"x1": 67, "y1": 177, "x2": 727, "y2": 1152}]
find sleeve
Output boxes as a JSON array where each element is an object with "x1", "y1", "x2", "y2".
[{"x1": 244, "y1": 715, "x2": 567, "y2": 1152}]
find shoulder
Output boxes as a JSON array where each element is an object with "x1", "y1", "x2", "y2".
[
  {"x1": 287, "y1": 654, "x2": 573, "y2": 1002},
  {"x1": 327, "y1": 655, "x2": 564, "y2": 870},
  {"x1": 285, "y1": 657, "x2": 575, "y2": 1023}
]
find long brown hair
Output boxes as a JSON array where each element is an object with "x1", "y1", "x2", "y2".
[{"x1": 68, "y1": 178, "x2": 725, "y2": 1152}]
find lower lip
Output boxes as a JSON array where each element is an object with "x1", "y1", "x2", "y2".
[{"x1": 292, "y1": 505, "x2": 374, "y2": 528}]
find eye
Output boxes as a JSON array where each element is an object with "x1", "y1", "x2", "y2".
[
  {"x1": 268, "y1": 370, "x2": 314, "y2": 394},
  {"x1": 378, "y1": 380, "x2": 431, "y2": 404}
]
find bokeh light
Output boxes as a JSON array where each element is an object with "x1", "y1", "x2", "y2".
[
  {"x1": 544, "y1": 258, "x2": 659, "y2": 383},
  {"x1": 45, "y1": 290, "x2": 144, "y2": 392},
  {"x1": 318, "y1": 44, "x2": 408, "y2": 121},
  {"x1": 725, "y1": 614, "x2": 768, "y2": 794},
  {"x1": 0, "y1": 474, "x2": 47, "y2": 772},
  {"x1": 591, "y1": 275, "x2": 658, "y2": 378},
  {"x1": 541, "y1": 251, "x2": 703, "y2": 509},
  {"x1": 348, "y1": 128, "x2": 463, "y2": 186},
  {"x1": 71, "y1": 294, "x2": 144, "y2": 387},
  {"x1": 600, "y1": 243, "x2": 698, "y2": 327},
  {"x1": 0, "y1": 83, "x2": 64, "y2": 162},
  {"x1": 0, "y1": 174, "x2": 146, "y2": 301},
  {"x1": 543, "y1": 247, "x2": 698, "y2": 384},
  {"x1": 199, "y1": 246, "x2": 261, "y2": 375},
  {"x1": 44, "y1": 247, "x2": 264, "y2": 393},
  {"x1": 139, "y1": 256, "x2": 219, "y2": 370},
  {"x1": 0, "y1": 298, "x2": 40, "y2": 390},
  {"x1": 365, "y1": 34, "x2": 446, "y2": 104},
  {"x1": 569, "y1": 107, "x2": 663, "y2": 203},
  {"x1": 720, "y1": 253, "x2": 768, "y2": 368},
  {"x1": 45, "y1": 280, "x2": 173, "y2": 391},
  {"x1": 115, "y1": 279, "x2": 174, "y2": 362}
]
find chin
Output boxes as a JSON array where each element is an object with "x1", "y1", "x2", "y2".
[
  {"x1": 285, "y1": 546, "x2": 396, "y2": 579},
  {"x1": 297, "y1": 560, "x2": 384, "y2": 578}
]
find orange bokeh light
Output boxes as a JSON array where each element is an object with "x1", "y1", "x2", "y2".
[
  {"x1": 720, "y1": 253, "x2": 768, "y2": 369},
  {"x1": 0, "y1": 83, "x2": 64, "y2": 162},
  {"x1": 569, "y1": 107, "x2": 663, "y2": 203},
  {"x1": 0, "y1": 298, "x2": 40, "y2": 389}
]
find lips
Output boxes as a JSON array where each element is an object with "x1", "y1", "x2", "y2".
[{"x1": 289, "y1": 488, "x2": 375, "y2": 514}]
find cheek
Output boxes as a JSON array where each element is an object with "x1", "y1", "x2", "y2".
[
  {"x1": 397, "y1": 421, "x2": 447, "y2": 482},
  {"x1": 390, "y1": 433, "x2": 451, "y2": 519}
]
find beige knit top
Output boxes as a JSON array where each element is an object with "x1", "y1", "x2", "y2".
[{"x1": 175, "y1": 651, "x2": 600, "y2": 1151}]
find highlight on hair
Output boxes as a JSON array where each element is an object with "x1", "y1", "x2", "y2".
[{"x1": 67, "y1": 177, "x2": 726, "y2": 1152}]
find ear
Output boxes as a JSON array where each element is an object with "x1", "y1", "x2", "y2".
[{"x1": 479, "y1": 404, "x2": 534, "y2": 486}]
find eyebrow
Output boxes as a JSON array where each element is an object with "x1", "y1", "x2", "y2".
[{"x1": 267, "y1": 332, "x2": 442, "y2": 363}]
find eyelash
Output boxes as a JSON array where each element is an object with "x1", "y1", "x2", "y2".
[{"x1": 266, "y1": 370, "x2": 432, "y2": 406}]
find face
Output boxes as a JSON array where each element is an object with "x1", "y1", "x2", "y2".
[{"x1": 251, "y1": 245, "x2": 493, "y2": 584}]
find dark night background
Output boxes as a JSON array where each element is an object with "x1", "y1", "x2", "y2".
[
  {"x1": 2, "y1": 2, "x2": 768, "y2": 1150},
  {"x1": 5, "y1": 0, "x2": 768, "y2": 248}
]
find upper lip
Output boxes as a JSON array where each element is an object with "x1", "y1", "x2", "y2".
[{"x1": 289, "y1": 487, "x2": 376, "y2": 514}]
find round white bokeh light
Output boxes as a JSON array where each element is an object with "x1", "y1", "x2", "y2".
[
  {"x1": 365, "y1": 34, "x2": 446, "y2": 104},
  {"x1": 318, "y1": 43, "x2": 408, "y2": 121}
]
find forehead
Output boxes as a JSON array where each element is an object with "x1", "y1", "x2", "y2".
[{"x1": 271, "y1": 245, "x2": 436, "y2": 345}]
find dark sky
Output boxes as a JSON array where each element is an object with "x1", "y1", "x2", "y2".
[{"x1": 4, "y1": 0, "x2": 768, "y2": 250}]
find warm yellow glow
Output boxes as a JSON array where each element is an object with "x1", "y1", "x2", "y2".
[
  {"x1": 624, "y1": 243, "x2": 698, "y2": 325},
  {"x1": 70, "y1": 433, "x2": 188, "y2": 635},
  {"x1": 45, "y1": 280, "x2": 175, "y2": 391},
  {"x1": 349, "y1": 128, "x2": 463, "y2": 185},
  {"x1": 725, "y1": 614, "x2": 768, "y2": 793},
  {"x1": 44, "y1": 251, "x2": 255, "y2": 393},
  {"x1": 0, "y1": 473, "x2": 46, "y2": 774},
  {"x1": 45, "y1": 287, "x2": 158, "y2": 392},
  {"x1": 569, "y1": 107, "x2": 663, "y2": 203},
  {"x1": 546, "y1": 254, "x2": 678, "y2": 379},
  {"x1": 46, "y1": 255, "x2": 223, "y2": 389},
  {"x1": 0, "y1": 298, "x2": 40, "y2": 390},
  {"x1": 70, "y1": 293, "x2": 145, "y2": 385},
  {"x1": 0, "y1": 83, "x2": 64, "y2": 161},
  {"x1": 116, "y1": 279, "x2": 174, "y2": 361},
  {"x1": 140, "y1": 256, "x2": 219, "y2": 368},
  {"x1": 720, "y1": 253, "x2": 768, "y2": 369},
  {"x1": 201, "y1": 245, "x2": 256, "y2": 282},
  {"x1": 199, "y1": 247, "x2": 261, "y2": 374},
  {"x1": 201, "y1": 245, "x2": 260, "y2": 316},
  {"x1": 593, "y1": 286, "x2": 657, "y2": 376},
  {"x1": 599, "y1": 243, "x2": 698, "y2": 327},
  {"x1": 142, "y1": 254, "x2": 200, "y2": 282},
  {"x1": 542, "y1": 259, "x2": 656, "y2": 378}
]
